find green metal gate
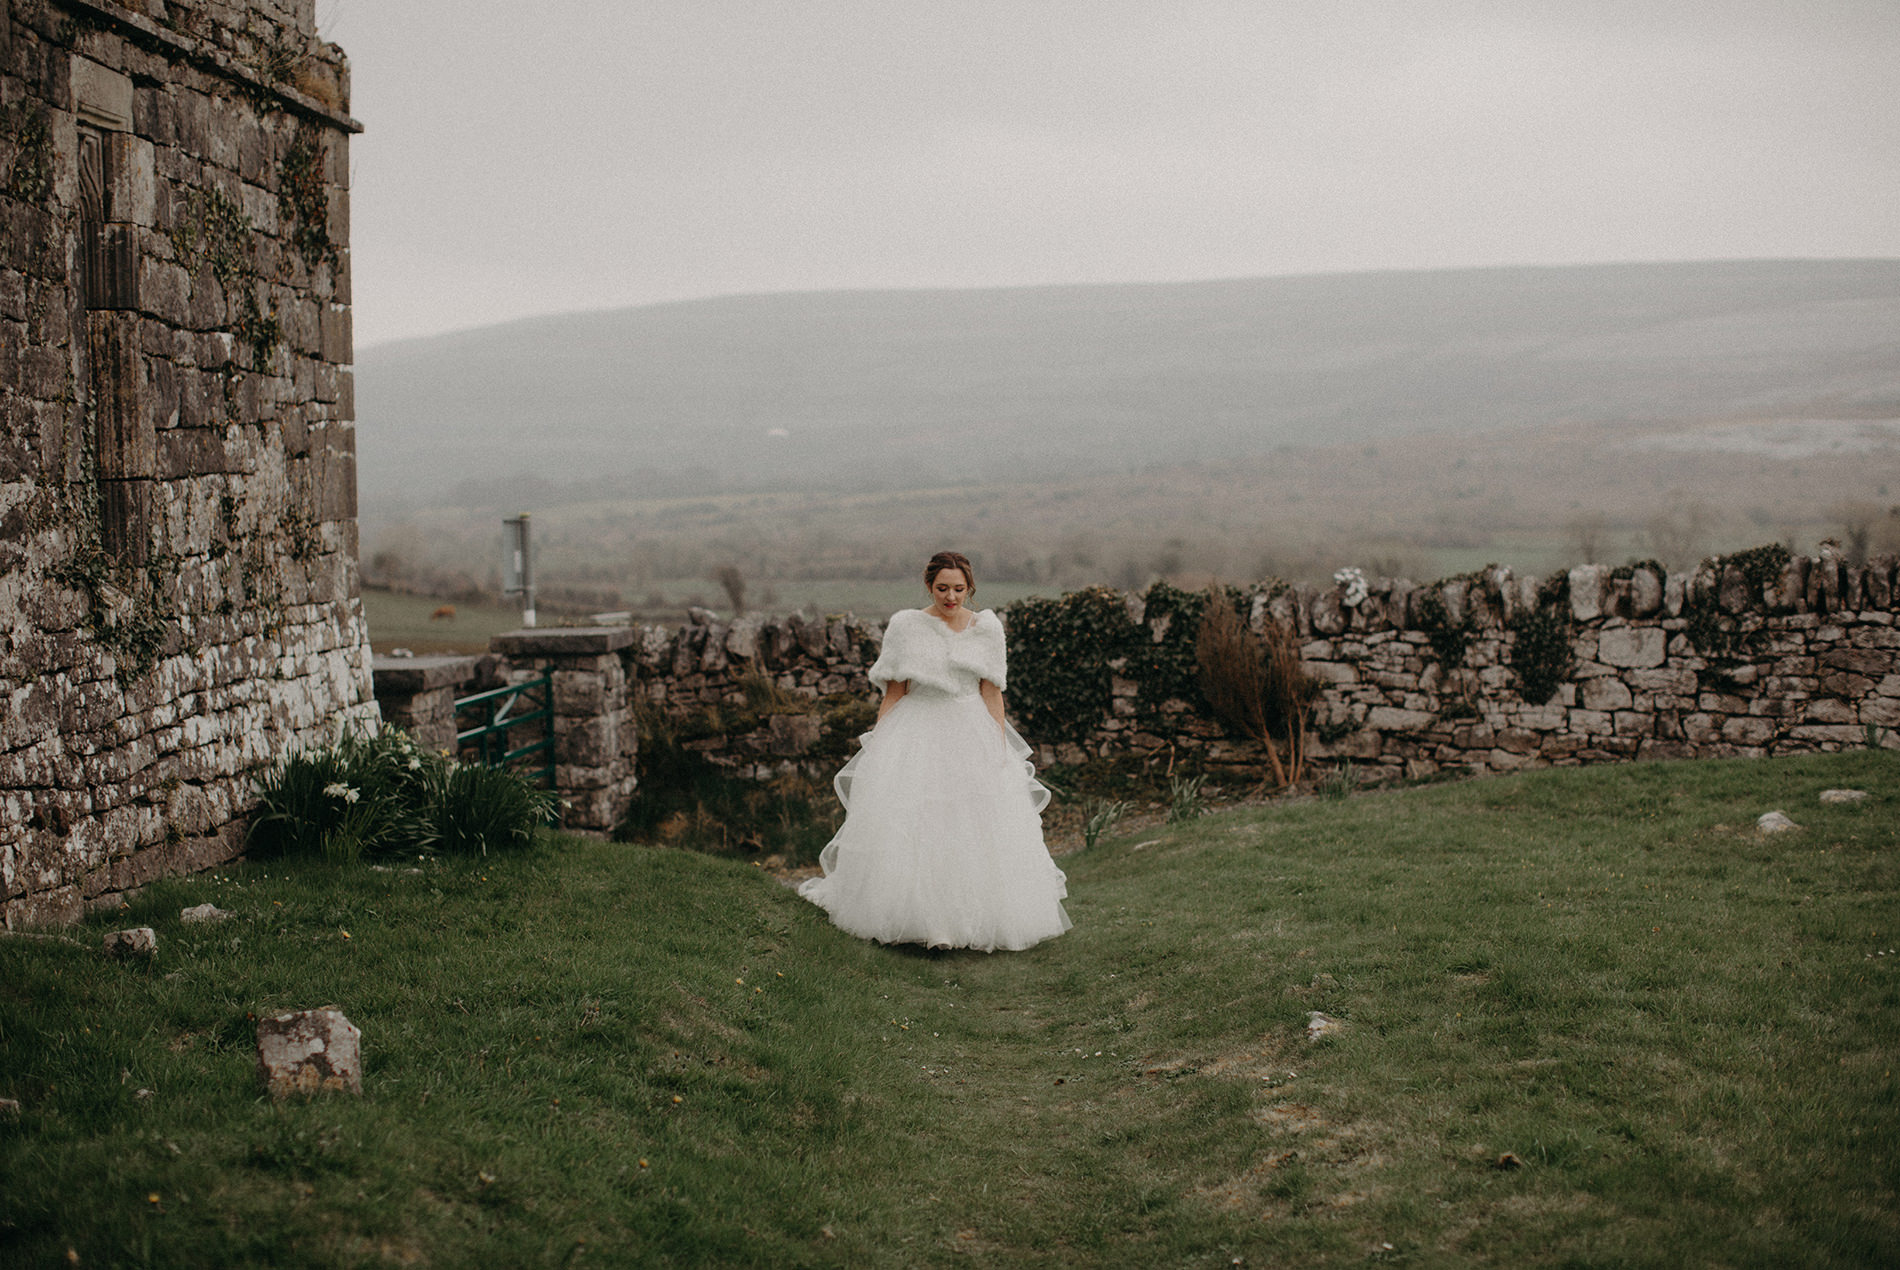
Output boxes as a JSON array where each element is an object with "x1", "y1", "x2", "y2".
[{"x1": 455, "y1": 673, "x2": 555, "y2": 788}]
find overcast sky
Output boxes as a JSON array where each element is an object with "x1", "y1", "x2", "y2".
[{"x1": 321, "y1": 1, "x2": 1900, "y2": 349}]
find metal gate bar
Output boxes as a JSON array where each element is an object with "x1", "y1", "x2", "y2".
[{"x1": 454, "y1": 673, "x2": 555, "y2": 788}]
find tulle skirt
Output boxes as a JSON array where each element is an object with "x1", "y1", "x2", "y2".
[{"x1": 797, "y1": 689, "x2": 1071, "y2": 952}]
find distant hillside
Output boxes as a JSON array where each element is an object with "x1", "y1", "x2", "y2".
[{"x1": 354, "y1": 260, "x2": 1900, "y2": 509}]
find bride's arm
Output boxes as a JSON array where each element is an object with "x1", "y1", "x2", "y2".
[
  {"x1": 980, "y1": 680, "x2": 1006, "y2": 736},
  {"x1": 876, "y1": 680, "x2": 908, "y2": 723}
]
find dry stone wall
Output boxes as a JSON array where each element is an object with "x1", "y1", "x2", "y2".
[
  {"x1": 2, "y1": 0, "x2": 372, "y2": 926},
  {"x1": 612, "y1": 553, "x2": 1898, "y2": 807},
  {"x1": 625, "y1": 607, "x2": 884, "y2": 782}
]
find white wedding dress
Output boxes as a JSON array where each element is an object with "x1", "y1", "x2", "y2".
[{"x1": 797, "y1": 607, "x2": 1072, "y2": 952}]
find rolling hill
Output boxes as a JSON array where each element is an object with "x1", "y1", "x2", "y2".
[{"x1": 354, "y1": 259, "x2": 1900, "y2": 511}]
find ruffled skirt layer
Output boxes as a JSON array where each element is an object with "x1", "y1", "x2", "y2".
[{"x1": 797, "y1": 690, "x2": 1071, "y2": 952}]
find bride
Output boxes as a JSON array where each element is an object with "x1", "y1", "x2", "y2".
[{"x1": 797, "y1": 551, "x2": 1072, "y2": 952}]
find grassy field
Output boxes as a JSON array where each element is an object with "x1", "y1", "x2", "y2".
[
  {"x1": 361, "y1": 589, "x2": 532, "y2": 655},
  {"x1": 362, "y1": 581, "x2": 1064, "y2": 656},
  {"x1": 3, "y1": 751, "x2": 1896, "y2": 1266}
]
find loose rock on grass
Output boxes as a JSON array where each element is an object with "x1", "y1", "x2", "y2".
[
  {"x1": 103, "y1": 928, "x2": 158, "y2": 960},
  {"x1": 1306, "y1": 1011, "x2": 1343, "y2": 1041},
  {"x1": 1818, "y1": 789, "x2": 1869, "y2": 805},
  {"x1": 181, "y1": 904, "x2": 234, "y2": 924},
  {"x1": 1756, "y1": 811, "x2": 1800, "y2": 834},
  {"x1": 256, "y1": 1008, "x2": 363, "y2": 1097}
]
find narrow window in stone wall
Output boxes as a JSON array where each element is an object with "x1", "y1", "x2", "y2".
[{"x1": 76, "y1": 121, "x2": 152, "y2": 566}]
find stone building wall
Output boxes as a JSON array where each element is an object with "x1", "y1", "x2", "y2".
[
  {"x1": 2, "y1": 0, "x2": 373, "y2": 926},
  {"x1": 611, "y1": 554, "x2": 1899, "y2": 798}
]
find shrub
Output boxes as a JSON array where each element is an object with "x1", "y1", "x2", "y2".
[
  {"x1": 1194, "y1": 586, "x2": 1315, "y2": 788},
  {"x1": 249, "y1": 728, "x2": 556, "y2": 862}
]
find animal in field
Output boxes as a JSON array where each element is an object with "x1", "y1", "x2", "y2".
[{"x1": 431, "y1": 605, "x2": 456, "y2": 622}]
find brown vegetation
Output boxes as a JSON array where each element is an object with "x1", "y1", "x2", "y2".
[{"x1": 1194, "y1": 588, "x2": 1314, "y2": 789}]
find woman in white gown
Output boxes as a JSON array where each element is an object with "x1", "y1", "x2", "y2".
[{"x1": 797, "y1": 552, "x2": 1072, "y2": 952}]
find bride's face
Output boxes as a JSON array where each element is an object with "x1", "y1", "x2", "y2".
[{"x1": 929, "y1": 569, "x2": 971, "y2": 614}]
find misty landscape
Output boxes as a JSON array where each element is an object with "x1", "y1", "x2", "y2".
[{"x1": 357, "y1": 258, "x2": 1900, "y2": 628}]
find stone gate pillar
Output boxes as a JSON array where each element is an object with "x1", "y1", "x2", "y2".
[{"x1": 489, "y1": 628, "x2": 639, "y2": 834}]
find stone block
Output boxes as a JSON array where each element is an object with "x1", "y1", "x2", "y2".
[
  {"x1": 1304, "y1": 660, "x2": 1359, "y2": 685},
  {"x1": 1821, "y1": 648, "x2": 1888, "y2": 676},
  {"x1": 556, "y1": 715, "x2": 615, "y2": 768},
  {"x1": 103, "y1": 927, "x2": 157, "y2": 960},
  {"x1": 72, "y1": 55, "x2": 133, "y2": 130},
  {"x1": 552, "y1": 669, "x2": 607, "y2": 716},
  {"x1": 1568, "y1": 564, "x2": 1609, "y2": 621},
  {"x1": 256, "y1": 1008, "x2": 362, "y2": 1096},
  {"x1": 1801, "y1": 698, "x2": 1854, "y2": 724},
  {"x1": 139, "y1": 256, "x2": 191, "y2": 326},
  {"x1": 1365, "y1": 706, "x2": 1436, "y2": 732},
  {"x1": 1861, "y1": 697, "x2": 1900, "y2": 727},
  {"x1": 491, "y1": 628, "x2": 634, "y2": 657},
  {"x1": 320, "y1": 303, "x2": 352, "y2": 363},
  {"x1": 1721, "y1": 716, "x2": 1777, "y2": 745},
  {"x1": 1786, "y1": 724, "x2": 1864, "y2": 745},
  {"x1": 1495, "y1": 728, "x2": 1541, "y2": 755},
  {"x1": 1628, "y1": 568, "x2": 1663, "y2": 617},
  {"x1": 1626, "y1": 667, "x2": 1697, "y2": 695},
  {"x1": 1613, "y1": 711, "x2": 1655, "y2": 736},
  {"x1": 1569, "y1": 709, "x2": 1613, "y2": 736},
  {"x1": 1580, "y1": 678, "x2": 1633, "y2": 711},
  {"x1": 1597, "y1": 627, "x2": 1666, "y2": 669},
  {"x1": 767, "y1": 712, "x2": 822, "y2": 756}
]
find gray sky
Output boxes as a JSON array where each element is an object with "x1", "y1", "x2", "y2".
[{"x1": 323, "y1": 1, "x2": 1900, "y2": 349}]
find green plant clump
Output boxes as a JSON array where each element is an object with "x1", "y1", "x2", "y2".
[
  {"x1": 1508, "y1": 605, "x2": 1575, "y2": 705},
  {"x1": 170, "y1": 184, "x2": 281, "y2": 374},
  {"x1": 276, "y1": 126, "x2": 335, "y2": 272},
  {"x1": 1003, "y1": 580, "x2": 1286, "y2": 743},
  {"x1": 1003, "y1": 585, "x2": 1140, "y2": 741},
  {"x1": 249, "y1": 728, "x2": 558, "y2": 862},
  {"x1": 1080, "y1": 796, "x2": 1128, "y2": 850},
  {"x1": 1414, "y1": 587, "x2": 1477, "y2": 671},
  {"x1": 1723, "y1": 542, "x2": 1793, "y2": 594},
  {"x1": 1166, "y1": 771, "x2": 1209, "y2": 823},
  {"x1": 4, "y1": 103, "x2": 55, "y2": 203}
]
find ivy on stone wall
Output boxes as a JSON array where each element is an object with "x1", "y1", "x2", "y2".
[
  {"x1": 1002, "y1": 586, "x2": 1133, "y2": 741},
  {"x1": 1001, "y1": 580, "x2": 1274, "y2": 742},
  {"x1": 3, "y1": 103, "x2": 55, "y2": 203},
  {"x1": 1684, "y1": 543, "x2": 1790, "y2": 658},
  {"x1": 1414, "y1": 589, "x2": 1476, "y2": 671},
  {"x1": 170, "y1": 184, "x2": 281, "y2": 373},
  {"x1": 1507, "y1": 573, "x2": 1574, "y2": 705},
  {"x1": 277, "y1": 126, "x2": 335, "y2": 272}
]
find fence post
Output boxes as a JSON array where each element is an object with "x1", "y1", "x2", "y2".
[
  {"x1": 370, "y1": 655, "x2": 480, "y2": 755},
  {"x1": 488, "y1": 627, "x2": 639, "y2": 834}
]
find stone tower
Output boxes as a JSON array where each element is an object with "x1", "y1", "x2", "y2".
[{"x1": 2, "y1": 0, "x2": 376, "y2": 925}]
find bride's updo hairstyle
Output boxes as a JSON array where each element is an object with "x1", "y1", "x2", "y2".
[{"x1": 924, "y1": 550, "x2": 976, "y2": 596}]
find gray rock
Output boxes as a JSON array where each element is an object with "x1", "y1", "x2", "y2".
[
  {"x1": 1819, "y1": 789, "x2": 1869, "y2": 805},
  {"x1": 256, "y1": 1007, "x2": 363, "y2": 1097},
  {"x1": 104, "y1": 928, "x2": 158, "y2": 960},
  {"x1": 180, "y1": 903, "x2": 233, "y2": 924},
  {"x1": 1756, "y1": 811, "x2": 1800, "y2": 834},
  {"x1": 0, "y1": 1097, "x2": 20, "y2": 1118},
  {"x1": 1305, "y1": 1011, "x2": 1343, "y2": 1041}
]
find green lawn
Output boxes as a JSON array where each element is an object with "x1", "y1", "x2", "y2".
[
  {"x1": 3, "y1": 751, "x2": 1896, "y2": 1267},
  {"x1": 361, "y1": 588, "x2": 529, "y2": 656}
]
